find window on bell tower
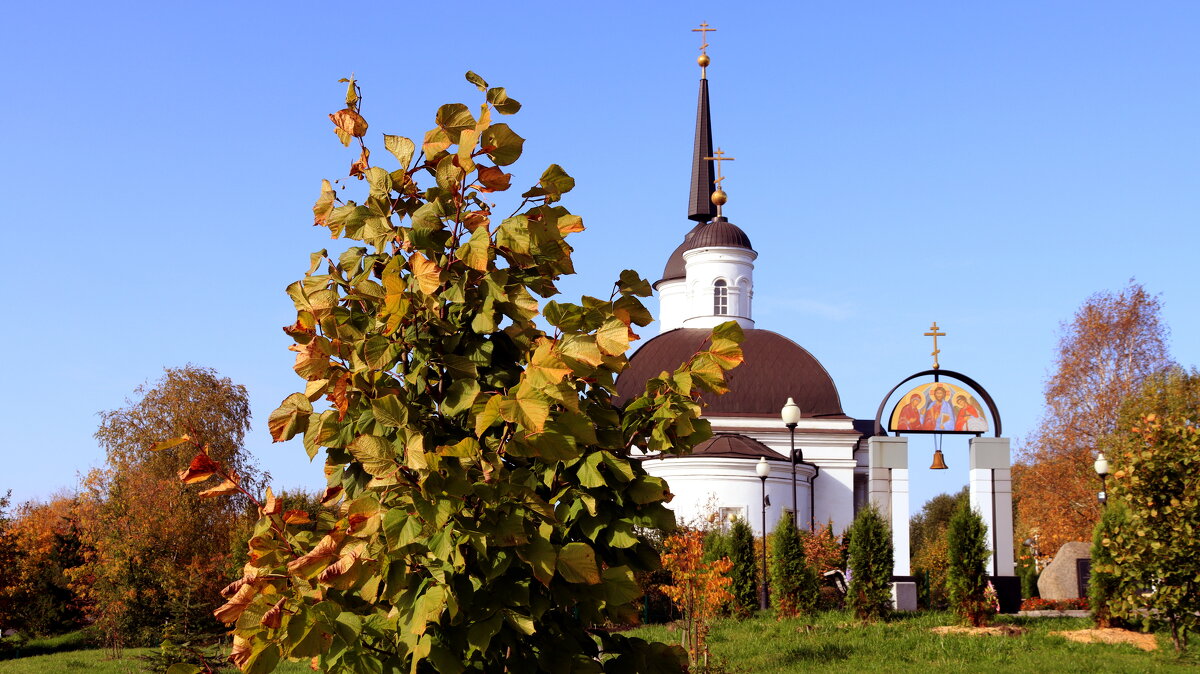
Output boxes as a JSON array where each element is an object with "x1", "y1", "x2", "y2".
[{"x1": 713, "y1": 279, "x2": 728, "y2": 315}]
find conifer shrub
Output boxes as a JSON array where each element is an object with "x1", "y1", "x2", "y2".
[
  {"x1": 847, "y1": 504, "x2": 893, "y2": 622},
  {"x1": 770, "y1": 512, "x2": 817, "y2": 617},
  {"x1": 1089, "y1": 502, "x2": 1126, "y2": 629},
  {"x1": 726, "y1": 518, "x2": 759, "y2": 617},
  {"x1": 946, "y1": 501, "x2": 993, "y2": 627}
]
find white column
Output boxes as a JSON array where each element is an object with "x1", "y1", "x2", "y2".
[
  {"x1": 867, "y1": 437, "x2": 910, "y2": 576},
  {"x1": 969, "y1": 437, "x2": 1015, "y2": 577}
]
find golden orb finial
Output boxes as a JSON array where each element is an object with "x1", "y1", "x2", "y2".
[
  {"x1": 697, "y1": 53, "x2": 710, "y2": 68},
  {"x1": 711, "y1": 189, "x2": 727, "y2": 206}
]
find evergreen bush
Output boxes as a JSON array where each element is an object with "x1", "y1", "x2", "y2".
[
  {"x1": 726, "y1": 519, "x2": 759, "y2": 616},
  {"x1": 1087, "y1": 502, "x2": 1126, "y2": 630},
  {"x1": 847, "y1": 504, "x2": 893, "y2": 622},
  {"x1": 946, "y1": 501, "x2": 993, "y2": 627},
  {"x1": 770, "y1": 512, "x2": 817, "y2": 617}
]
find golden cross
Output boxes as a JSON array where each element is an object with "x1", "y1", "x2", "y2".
[
  {"x1": 704, "y1": 147, "x2": 735, "y2": 187},
  {"x1": 692, "y1": 22, "x2": 716, "y2": 53},
  {"x1": 924, "y1": 322, "x2": 946, "y2": 370}
]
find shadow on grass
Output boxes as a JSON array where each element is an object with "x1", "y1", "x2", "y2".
[{"x1": 1, "y1": 628, "x2": 101, "y2": 660}]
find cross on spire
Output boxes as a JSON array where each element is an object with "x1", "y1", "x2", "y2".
[
  {"x1": 692, "y1": 22, "x2": 716, "y2": 53},
  {"x1": 924, "y1": 322, "x2": 946, "y2": 370},
  {"x1": 705, "y1": 147, "x2": 734, "y2": 187}
]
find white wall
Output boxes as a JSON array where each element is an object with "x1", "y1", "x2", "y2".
[
  {"x1": 642, "y1": 456, "x2": 816, "y2": 537},
  {"x1": 680, "y1": 246, "x2": 756, "y2": 330}
]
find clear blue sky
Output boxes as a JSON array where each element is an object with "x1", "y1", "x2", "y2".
[{"x1": 3, "y1": 1, "x2": 1198, "y2": 517}]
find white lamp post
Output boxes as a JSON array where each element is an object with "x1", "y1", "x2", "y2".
[
  {"x1": 755, "y1": 456, "x2": 771, "y2": 610},
  {"x1": 780, "y1": 397, "x2": 802, "y2": 530},
  {"x1": 1094, "y1": 452, "x2": 1110, "y2": 506}
]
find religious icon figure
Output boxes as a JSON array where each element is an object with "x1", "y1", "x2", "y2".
[
  {"x1": 922, "y1": 385, "x2": 955, "y2": 431},
  {"x1": 954, "y1": 394, "x2": 987, "y2": 432},
  {"x1": 896, "y1": 394, "x2": 923, "y2": 430}
]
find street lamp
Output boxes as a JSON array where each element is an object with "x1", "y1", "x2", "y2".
[
  {"x1": 1094, "y1": 452, "x2": 1110, "y2": 506},
  {"x1": 756, "y1": 456, "x2": 771, "y2": 610},
  {"x1": 781, "y1": 398, "x2": 802, "y2": 529}
]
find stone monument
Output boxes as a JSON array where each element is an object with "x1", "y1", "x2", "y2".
[{"x1": 1036, "y1": 541, "x2": 1092, "y2": 600}]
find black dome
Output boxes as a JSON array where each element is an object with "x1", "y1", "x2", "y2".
[{"x1": 616, "y1": 328, "x2": 847, "y2": 418}]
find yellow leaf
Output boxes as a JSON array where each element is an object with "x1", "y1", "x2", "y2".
[
  {"x1": 262, "y1": 487, "x2": 281, "y2": 516},
  {"x1": 596, "y1": 317, "x2": 630, "y2": 356},
  {"x1": 214, "y1": 583, "x2": 257, "y2": 624},
  {"x1": 455, "y1": 230, "x2": 491, "y2": 271},
  {"x1": 559, "y1": 335, "x2": 602, "y2": 367},
  {"x1": 149, "y1": 435, "x2": 190, "y2": 452},
  {"x1": 409, "y1": 252, "x2": 442, "y2": 294}
]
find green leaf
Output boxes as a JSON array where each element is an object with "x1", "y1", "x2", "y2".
[
  {"x1": 578, "y1": 452, "x2": 605, "y2": 488},
  {"x1": 481, "y1": 124, "x2": 525, "y2": 166},
  {"x1": 435, "y1": 103, "x2": 476, "y2": 142},
  {"x1": 467, "y1": 613, "x2": 503, "y2": 653},
  {"x1": 556, "y1": 542, "x2": 601, "y2": 584},
  {"x1": 498, "y1": 385, "x2": 551, "y2": 434},
  {"x1": 474, "y1": 393, "x2": 504, "y2": 436},
  {"x1": 618, "y1": 269, "x2": 653, "y2": 297},
  {"x1": 465, "y1": 71, "x2": 489, "y2": 92},
  {"x1": 628, "y1": 475, "x2": 668, "y2": 504},
  {"x1": 443, "y1": 379, "x2": 480, "y2": 417},
  {"x1": 243, "y1": 643, "x2": 280, "y2": 674},
  {"x1": 149, "y1": 435, "x2": 191, "y2": 452},
  {"x1": 166, "y1": 665, "x2": 203, "y2": 674},
  {"x1": 348, "y1": 435, "x2": 397, "y2": 477},
  {"x1": 371, "y1": 395, "x2": 409, "y2": 428},
  {"x1": 455, "y1": 229, "x2": 491, "y2": 272},
  {"x1": 384, "y1": 135, "x2": 416, "y2": 169},
  {"x1": 269, "y1": 393, "x2": 313, "y2": 443},
  {"x1": 486, "y1": 87, "x2": 522, "y2": 115},
  {"x1": 519, "y1": 535, "x2": 556, "y2": 586},
  {"x1": 601, "y1": 565, "x2": 642, "y2": 605}
]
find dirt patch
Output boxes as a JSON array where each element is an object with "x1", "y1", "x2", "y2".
[
  {"x1": 1049, "y1": 628, "x2": 1158, "y2": 651},
  {"x1": 932, "y1": 625, "x2": 1027, "y2": 637}
]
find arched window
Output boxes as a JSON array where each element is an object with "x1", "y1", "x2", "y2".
[{"x1": 713, "y1": 279, "x2": 728, "y2": 315}]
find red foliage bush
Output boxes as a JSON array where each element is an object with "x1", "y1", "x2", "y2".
[{"x1": 1020, "y1": 597, "x2": 1089, "y2": 611}]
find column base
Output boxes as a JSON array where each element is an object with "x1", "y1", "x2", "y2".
[{"x1": 891, "y1": 581, "x2": 918, "y2": 611}]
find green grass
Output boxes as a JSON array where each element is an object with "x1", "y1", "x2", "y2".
[
  {"x1": 3, "y1": 614, "x2": 1196, "y2": 672},
  {"x1": 625, "y1": 611, "x2": 1200, "y2": 673}
]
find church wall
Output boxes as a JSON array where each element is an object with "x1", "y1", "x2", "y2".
[
  {"x1": 641, "y1": 457, "x2": 815, "y2": 537},
  {"x1": 656, "y1": 279, "x2": 687, "y2": 332},
  {"x1": 681, "y1": 247, "x2": 756, "y2": 330}
]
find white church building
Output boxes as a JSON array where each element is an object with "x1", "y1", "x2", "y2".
[{"x1": 614, "y1": 42, "x2": 1018, "y2": 609}]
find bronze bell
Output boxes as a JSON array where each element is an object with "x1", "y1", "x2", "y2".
[{"x1": 930, "y1": 449, "x2": 948, "y2": 470}]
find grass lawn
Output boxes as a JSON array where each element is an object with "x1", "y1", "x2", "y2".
[
  {"x1": 625, "y1": 610, "x2": 1200, "y2": 673},
  {"x1": 3, "y1": 613, "x2": 1196, "y2": 672}
]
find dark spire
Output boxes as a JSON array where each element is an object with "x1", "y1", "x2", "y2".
[{"x1": 688, "y1": 77, "x2": 717, "y2": 222}]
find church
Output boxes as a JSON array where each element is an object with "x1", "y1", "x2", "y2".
[
  {"x1": 614, "y1": 42, "x2": 873, "y2": 539},
  {"x1": 613, "y1": 33, "x2": 1018, "y2": 609}
]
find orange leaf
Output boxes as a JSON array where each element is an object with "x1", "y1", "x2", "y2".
[
  {"x1": 198, "y1": 479, "x2": 238, "y2": 499},
  {"x1": 329, "y1": 108, "x2": 368, "y2": 139},
  {"x1": 287, "y1": 531, "x2": 345, "y2": 578},
  {"x1": 213, "y1": 582, "x2": 257, "y2": 624},
  {"x1": 349, "y1": 146, "x2": 370, "y2": 178},
  {"x1": 409, "y1": 252, "x2": 442, "y2": 294},
  {"x1": 261, "y1": 487, "x2": 281, "y2": 516},
  {"x1": 261, "y1": 597, "x2": 286, "y2": 630},
  {"x1": 477, "y1": 165, "x2": 512, "y2": 192},
  {"x1": 319, "y1": 485, "x2": 342, "y2": 506},
  {"x1": 283, "y1": 510, "x2": 312, "y2": 525},
  {"x1": 230, "y1": 636, "x2": 252, "y2": 668},
  {"x1": 178, "y1": 452, "x2": 219, "y2": 484}
]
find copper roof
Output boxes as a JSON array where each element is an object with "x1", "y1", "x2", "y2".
[
  {"x1": 616, "y1": 328, "x2": 847, "y2": 418},
  {"x1": 683, "y1": 433, "x2": 786, "y2": 460}
]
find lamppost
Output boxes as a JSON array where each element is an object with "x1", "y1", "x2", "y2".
[
  {"x1": 756, "y1": 456, "x2": 771, "y2": 610},
  {"x1": 780, "y1": 398, "x2": 802, "y2": 530},
  {"x1": 1094, "y1": 452, "x2": 1110, "y2": 506}
]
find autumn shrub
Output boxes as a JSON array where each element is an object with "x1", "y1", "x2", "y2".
[
  {"x1": 770, "y1": 512, "x2": 818, "y2": 617},
  {"x1": 912, "y1": 534, "x2": 951, "y2": 609},
  {"x1": 1102, "y1": 371, "x2": 1200, "y2": 652},
  {"x1": 661, "y1": 529, "x2": 734, "y2": 667},
  {"x1": 1019, "y1": 597, "x2": 1088, "y2": 611},
  {"x1": 946, "y1": 501, "x2": 993, "y2": 627},
  {"x1": 726, "y1": 518, "x2": 759, "y2": 616},
  {"x1": 1, "y1": 497, "x2": 87, "y2": 637},
  {"x1": 168, "y1": 74, "x2": 745, "y2": 673},
  {"x1": 847, "y1": 504, "x2": 893, "y2": 622}
]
